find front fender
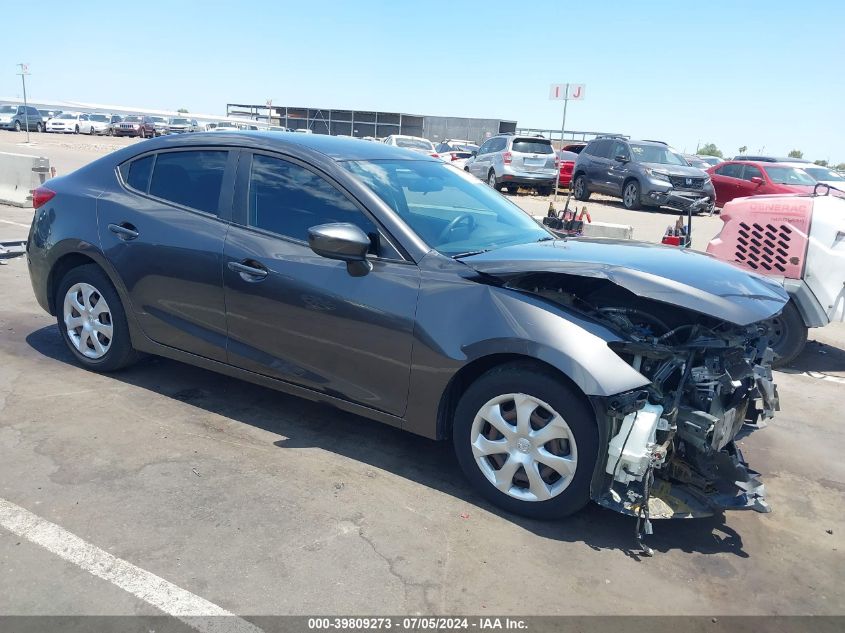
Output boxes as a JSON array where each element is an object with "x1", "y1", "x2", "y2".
[{"x1": 403, "y1": 262, "x2": 649, "y2": 438}]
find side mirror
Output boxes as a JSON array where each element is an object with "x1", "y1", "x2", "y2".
[
  {"x1": 614, "y1": 154, "x2": 628, "y2": 162},
  {"x1": 750, "y1": 176, "x2": 764, "y2": 186},
  {"x1": 471, "y1": 151, "x2": 478, "y2": 157},
  {"x1": 308, "y1": 223, "x2": 373, "y2": 277}
]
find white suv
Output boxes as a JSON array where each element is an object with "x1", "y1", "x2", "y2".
[{"x1": 467, "y1": 134, "x2": 557, "y2": 194}]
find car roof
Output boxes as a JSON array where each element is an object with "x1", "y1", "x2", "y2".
[{"x1": 117, "y1": 131, "x2": 436, "y2": 162}]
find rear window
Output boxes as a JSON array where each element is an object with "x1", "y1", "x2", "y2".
[
  {"x1": 511, "y1": 139, "x2": 553, "y2": 154},
  {"x1": 148, "y1": 150, "x2": 228, "y2": 213}
]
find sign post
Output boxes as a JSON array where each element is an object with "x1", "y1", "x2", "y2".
[
  {"x1": 17, "y1": 63, "x2": 31, "y2": 144},
  {"x1": 548, "y1": 83, "x2": 585, "y2": 201}
]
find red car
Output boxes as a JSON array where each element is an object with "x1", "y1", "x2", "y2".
[
  {"x1": 707, "y1": 160, "x2": 816, "y2": 207},
  {"x1": 557, "y1": 149, "x2": 579, "y2": 188}
]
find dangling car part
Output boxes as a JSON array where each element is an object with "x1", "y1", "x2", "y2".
[{"x1": 706, "y1": 186, "x2": 845, "y2": 366}]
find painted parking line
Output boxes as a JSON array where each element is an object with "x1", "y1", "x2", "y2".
[
  {"x1": 0, "y1": 218, "x2": 31, "y2": 228},
  {"x1": 0, "y1": 497, "x2": 263, "y2": 633}
]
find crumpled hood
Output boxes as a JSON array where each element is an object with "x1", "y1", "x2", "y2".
[{"x1": 462, "y1": 238, "x2": 789, "y2": 325}]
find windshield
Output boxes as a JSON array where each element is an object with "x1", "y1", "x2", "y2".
[
  {"x1": 57, "y1": 113, "x2": 77, "y2": 119},
  {"x1": 0, "y1": 105, "x2": 15, "y2": 114},
  {"x1": 124, "y1": 116, "x2": 142, "y2": 122},
  {"x1": 218, "y1": 122, "x2": 237, "y2": 128},
  {"x1": 395, "y1": 137, "x2": 434, "y2": 151},
  {"x1": 90, "y1": 114, "x2": 108, "y2": 122},
  {"x1": 765, "y1": 166, "x2": 816, "y2": 185},
  {"x1": 630, "y1": 144, "x2": 687, "y2": 165},
  {"x1": 803, "y1": 166, "x2": 845, "y2": 182},
  {"x1": 151, "y1": 117, "x2": 166, "y2": 123},
  {"x1": 170, "y1": 118, "x2": 190, "y2": 124},
  {"x1": 343, "y1": 159, "x2": 550, "y2": 256}
]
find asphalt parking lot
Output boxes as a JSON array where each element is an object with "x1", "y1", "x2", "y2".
[{"x1": 1, "y1": 132, "x2": 843, "y2": 619}]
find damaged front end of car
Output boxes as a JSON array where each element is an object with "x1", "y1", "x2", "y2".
[{"x1": 462, "y1": 238, "x2": 788, "y2": 551}]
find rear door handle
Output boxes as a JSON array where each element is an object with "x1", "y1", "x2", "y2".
[
  {"x1": 108, "y1": 223, "x2": 139, "y2": 240},
  {"x1": 228, "y1": 260, "x2": 268, "y2": 280}
]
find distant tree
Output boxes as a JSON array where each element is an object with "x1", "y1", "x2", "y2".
[
  {"x1": 698, "y1": 143, "x2": 723, "y2": 158},
  {"x1": 177, "y1": 108, "x2": 189, "y2": 113},
  {"x1": 813, "y1": 159, "x2": 828, "y2": 167},
  {"x1": 836, "y1": 163, "x2": 845, "y2": 172},
  {"x1": 738, "y1": 145, "x2": 748, "y2": 155},
  {"x1": 788, "y1": 149, "x2": 803, "y2": 159}
]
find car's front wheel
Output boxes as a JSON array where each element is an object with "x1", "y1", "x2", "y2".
[
  {"x1": 452, "y1": 362, "x2": 598, "y2": 519},
  {"x1": 35, "y1": 122, "x2": 43, "y2": 133},
  {"x1": 14, "y1": 121, "x2": 22, "y2": 132},
  {"x1": 622, "y1": 180, "x2": 641, "y2": 210},
  {"x1": 56, "y1": 265, "x2": 139, "y2": 372},
  {"x1": 573, "y1": 174, "x2": 590, "y2": 201}
]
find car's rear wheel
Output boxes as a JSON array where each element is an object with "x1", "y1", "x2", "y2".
[
  {"x1": 622, "y1": 180, "x2": 641, "y2": 210},
  {"x1": 452, "y1": 362, "x2": 598, "y2": 519},
  {"x1": 56, "y1": 265, "x2": 139, "y2": 372},
  {"x1": 573, "y1": 174, "x2": 590, "y2": 201},
  {"x1": 487, "y1": 170, "x2": 503, "y2": 192},
  {"x1": 765, "y1": 300, "x2": 808, "y2": 368}
]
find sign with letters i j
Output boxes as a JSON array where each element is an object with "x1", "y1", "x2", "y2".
[{"x1": 549, "y1": 84, "x2": 585, "y2": 101}]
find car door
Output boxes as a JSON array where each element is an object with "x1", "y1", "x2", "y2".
[
  {"x1": 78, "y1": 114, "x2": 89, "y2": 133},
  {"x1": 222, "y1": 150, "x2": 420, "y2": 416},
  {"x1": 97, "y1": 147, "x2": 237, "y2": 361},
  {"x1": 606, "y1": 140, "x2": 631, "y2": 195},
  {"x1": 470, "y1": 140, "x2": 490, "y2": 178},
  {"x1": 711, "y1": 163, "x2": 743, "y2": 205},
  {"x1": 737, "y1": 164, "x2": 766, "y2": 198},
  {"x1": 586, "y1": 139, "x2": 613, "y2": 193}
]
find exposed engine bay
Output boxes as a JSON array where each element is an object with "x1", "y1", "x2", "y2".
[{"x1": 504, "y1": 272, "x2": 780, "y2": 544}]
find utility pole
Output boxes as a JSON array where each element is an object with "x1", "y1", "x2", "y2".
[{"x1": 17, "y1": 63, "x2": 31, "y2": 143}]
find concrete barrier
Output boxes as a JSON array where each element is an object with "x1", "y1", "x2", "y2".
[
  {"x1": 0, "y1": 152, "x2": 51, "y2": 207},
  {"x1": 580, "y1": 221, "x2": 634, "y2": 240}
]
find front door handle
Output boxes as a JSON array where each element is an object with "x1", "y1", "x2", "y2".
[
  {"x1": 108, "y1": 223, "x2": 139, "y2": 240},
  {"x1": 228, "y1": 260, "x2": 268, "y2": 280}
]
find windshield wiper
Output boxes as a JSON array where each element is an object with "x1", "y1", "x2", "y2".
[
  {"x1": 452, "y1": 249, "x2": 490, "y2": 259},
  {"x1": 537, "y1": 236, "x2": 555, "y2": 242}
]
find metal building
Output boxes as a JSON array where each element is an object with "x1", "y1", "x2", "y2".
[{"x1": 226, "y1": 103, "x2": 517, "y2": 144}]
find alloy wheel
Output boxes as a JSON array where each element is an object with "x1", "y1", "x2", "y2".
[
  {"x1": 470, "y1": 393, "x2": 578, "y2": 502},
  {"x1": 624, "y1": 183, "x2": 638, "y2": 208},
  {"x1": 488, "y1": 171, "x2": 497, "y2": 188},
  {"x1": 63, "y1": 282, "x2": 114, "y2": 359}
]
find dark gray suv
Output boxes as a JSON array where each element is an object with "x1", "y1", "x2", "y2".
[{"x1": 572, "y1": 137, "x2": 715, "y2": 212}]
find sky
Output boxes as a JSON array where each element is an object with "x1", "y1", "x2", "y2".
[{"x1": 2, "y1": 0, "x2": 843, "y2": 163}]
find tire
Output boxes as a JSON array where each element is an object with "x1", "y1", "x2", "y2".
[
  {"x1": 74, "y1": 125, "x2": 79, "y2": 134},
  {"x1": 452, "y1": 362, "x2": 598, "y2": 520},
  {"x1": 766, "y1": 300, "x2": 808, "y2": 368},
  {"x1": 487, "y1": 170, "x2": 503, "y2": 192},
  {"x1": 537, "y1": 186, "x2": 553, "y2": 196},
  {"x1": 55, "y1": 264, "x2": 139, "y2": 372},
  {"x1": 35, "y1": 122, "x2": 43, "y2": 133},
  {"x1": 88, "y1": 125, "x2": 95, "y2": 135},
  {"x1": 573, "y1": 174, "x2": 590, "y2": 201},
  {"x1": 107, "y1": 127, "x2": 113, "y2": 136},
  {"x1": 622, "y1": 180, "x2": 641, "y2": 210},
  {"x1": 14, "y1": 120, "x2": 21, "y2": 132}
]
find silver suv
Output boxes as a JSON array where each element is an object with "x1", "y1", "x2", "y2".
[{"x1": 468, "y1": 134, "x2": 557, "y2": 194}]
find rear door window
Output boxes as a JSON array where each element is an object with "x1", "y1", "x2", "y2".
[
  {"x1": 148, "y1": 150, "x2": 228, "y2": 214},
  {"x1": 122, "y1": 155, "x2": 154, "y2": 192},
  {"x1": 716, "y1": 163, "x2": 744, "y2": 179},
  {"x1": 511, "y1": 139, "x2": 553, "y2": 154},
  {"x1": 591, "y1": 139, "x2": 613, "y2": 159},
  {"x1": 741, "y1": 165, "x2": 763, "y2": 181}
]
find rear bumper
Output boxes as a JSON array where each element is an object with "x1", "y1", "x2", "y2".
[{"x1": 499, "y1": 173, "x2": 557, "y2": 186}]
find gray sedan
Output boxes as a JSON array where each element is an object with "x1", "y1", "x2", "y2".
[{"x1": 25, "y1": 133, "x2": 786, "y2": 540}]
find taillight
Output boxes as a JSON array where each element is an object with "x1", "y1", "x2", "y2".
[
  {"x1": 503, "y1": 151, "x2": 512, "y2": 164},
  {"x1": 451, "y1": 154, "x2": 460, "y2": 161},
  {"x1": 430, "y1": 152, "x2": 440, "y2": 159},
  {"x1": 32, "y1": 186, "x2": 56, "y2": 209}
]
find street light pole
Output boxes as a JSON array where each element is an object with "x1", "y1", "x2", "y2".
[{"x1": 17, "y1": 63, "x2": 31, "y2": 144}]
